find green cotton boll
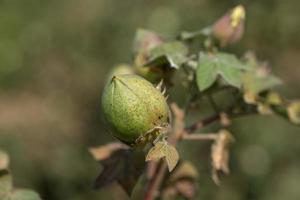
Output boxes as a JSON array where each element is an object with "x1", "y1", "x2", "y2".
[{"x1": 101, "y1": 74, "x2": 170, "y2": 145}]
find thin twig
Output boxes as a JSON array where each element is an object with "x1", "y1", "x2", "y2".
[{"x1": 182, "y1": 133, "x2": 217, "y2": 141}]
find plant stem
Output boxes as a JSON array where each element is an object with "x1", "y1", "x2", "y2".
[
  {"x1": 182, "y1": 133, "x2": 217, "y2": 140},
  {"x1": 144, "y1": 162, "x2": 167, "y2": 200}
]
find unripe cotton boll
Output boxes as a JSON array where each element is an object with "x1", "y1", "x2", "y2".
[{"x1": 101, "y1": 74, "x2": 170, "y2": 146}]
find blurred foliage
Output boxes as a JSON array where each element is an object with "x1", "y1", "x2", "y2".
[{"x1": 0, "y1": 0, "x2": 300, "y2": 199}]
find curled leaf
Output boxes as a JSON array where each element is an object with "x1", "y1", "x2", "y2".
[
  {"x1": 211, "y1": 130, "x2": 234, "y2": 185},
  {"x1": 146, "y1": 140, "x2": 179, "y2": 172}
]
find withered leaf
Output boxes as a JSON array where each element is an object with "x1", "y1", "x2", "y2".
[
  {"x1": 89, "y1": 142, "x2": 129, "y2": 161},
  {"x1": 211, "y1": 130, "x2": 234, "y2": 185},
  {"x1": 146, "y1": 141, "x2": 179, "y2": 172}
]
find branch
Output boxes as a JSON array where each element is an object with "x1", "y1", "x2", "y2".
[
  {"x1": 144, "y1": 162, "x2": 168, "y2": 200},
  {"x1": 182, "y1": 133, "x2": 217, "y2": 141}
]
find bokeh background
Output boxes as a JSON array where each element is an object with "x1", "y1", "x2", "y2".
[{"x1": 0, "y1": 0, "x2": 300, "y2": 199}]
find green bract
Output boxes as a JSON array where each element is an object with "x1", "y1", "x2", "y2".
[{"x1": 101, "y1": 74, "x2": 170, "y2": 145}]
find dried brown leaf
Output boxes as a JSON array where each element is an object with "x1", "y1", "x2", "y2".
[
  {"x1": 211, "y1": 129, "x2": 234, "y2": 185},
  {"x1": 89, "y1": 142, "x2": 129, "y2": 161},
  {"x1": 146, "y1": 141, "x2": 179, "y2": 172}
]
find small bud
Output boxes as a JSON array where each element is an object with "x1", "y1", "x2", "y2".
[
  {"x1": 212, "y1": 5, "x2": 245, "y2": 47},
  {"x1": 101, "y1": 74, "x2": 170, "y2": 145}
]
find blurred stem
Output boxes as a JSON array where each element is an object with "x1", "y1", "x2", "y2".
[{"x1": 182, "y1": 133, "x2": 217, "y2": 140}]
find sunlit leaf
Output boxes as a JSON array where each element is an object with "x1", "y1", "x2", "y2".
[{"x1": 196, "y1": 52, "x2": 247, "y2": 91}]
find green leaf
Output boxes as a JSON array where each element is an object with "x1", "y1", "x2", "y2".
[
  {"x1": 196, "y1": 52, "x2": 247, "y2": 91},
  {"x1": 146, "y1": 141, "x2": 179, "y2": 172},
  {"x1": 8, "y1": 189, "x2": 41, "y2": 200},
  {"x1": 145, "y1": 41, "x2": 188, "y2": 69}
]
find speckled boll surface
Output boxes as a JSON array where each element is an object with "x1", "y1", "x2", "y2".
[{"x1": 101, "y1": 74, "x2": 169, "y2": 144}]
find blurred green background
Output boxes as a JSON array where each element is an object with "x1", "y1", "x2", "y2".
[{"x1": 0, "y1": 0, "x2": 300, "y2": 199}]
